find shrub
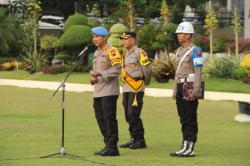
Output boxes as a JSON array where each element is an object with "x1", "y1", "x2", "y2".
[
  {"x1": 54, "y1": 51, "x2": 70, "y2": 62},
  {"x1": 56, "y1": 25, "x2": 91, "y2": 48},
  {"x1": 109, "y1": 23, "x2": 127, "y2": 34},
  {"x1": 214, "y1": 36, "x2": 231, "y2": 53},
  {"x1": 40, "y1": 35, "x2": 58, "y2": 50},
  {"x1": 108, "y1": 23, "x2": 127, "y2": 52},
  {"x1": 240, "y1": 54, "x2": 250, "y2": 70},
  {"x1": 42, "y1": 65, "x2": 68, "y2": 74},
  {"x1": 232, "y1": 66, "x2": 248, "y2": 80},
  {"x1": 206, "y1": 57, "x2": 236, "y2": 78},
  {"x1": 22, "y1": 52, "x2": 48, "y2": 73},
  {"x1": 240, "y1": 54, "x2": 250, "y2": 78},
  {"x1": 0, "y1": 62, "x2": 15, "y2": 71},
  {"x1": 0, "y1": 61, "x2": 24, "y2": 71},
  {"x1": 225, "y1": 39, "x2": 250, "y2": 53},
  {"x1": 64, "y1": 13, "x2": 88, "y2": 31},
  {"x1": 108, "y1": 37, "x2": 123, "y2": 52}
]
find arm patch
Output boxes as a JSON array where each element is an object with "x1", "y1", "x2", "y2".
[
  {"x1": 139, "y1": 50, "x2": 151, "y2": 66},
  {"x1": 192, "y1": 47, "x2": 203, "y2": 67},
  {"x1": 108, "y1": 48, "x2": 122, "y2": 66}
]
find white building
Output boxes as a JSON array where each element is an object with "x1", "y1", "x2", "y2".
[
  {"x1": 0, "y1": 0, "x2": 14, "y2": 5},
  {"x1": 244, "y1": 0, "x2": 250, "y2": 39},
  {"x1": 226, "y1": 0, "x2": 249, "y2": 39}
]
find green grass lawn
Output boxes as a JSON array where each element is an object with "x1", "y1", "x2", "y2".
[
  {"x1": 0, "y1": 86, "x2": 250, "y2": 166},
  {"x1": 1, "y1": 70, "x2": 250, "y2": 93}
]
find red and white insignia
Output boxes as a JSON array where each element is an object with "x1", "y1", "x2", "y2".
[
  {"x1": 141, "y1": 51, "x2": 147, "y2": 57},
  {"x1": 111, "y1": 50, "x2": 116, "y2": 56}
]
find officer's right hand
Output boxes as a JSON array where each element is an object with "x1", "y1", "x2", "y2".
[{"x1": 172, "y1": 95, "x2": 176, "y2": 100}]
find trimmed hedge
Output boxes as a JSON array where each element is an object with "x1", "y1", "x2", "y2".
[
  {"x1": 56, "y1": 25, "x2": 91, "y2": 47},
  {"x1": 108, "y1": 23, "x2": 127, "y2": 51},
  {"x1": 64, "y1": 13, "x2": 88, "y2": 31},
  {"x1": 109, "y1": 23, "x2": 127, "y2": 34}
]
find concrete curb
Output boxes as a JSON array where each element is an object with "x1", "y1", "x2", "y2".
[{"x1": 0, "y1": 79, "x2": 250, "y2": 102}]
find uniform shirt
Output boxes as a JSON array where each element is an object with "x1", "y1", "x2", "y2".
[
  {"x1": 122, "y1": 46, "x2": 149, "y2": 93},
  {"x1": 92, "y1": 44, "x2": 121, "y2": 98},
  {"x1": 173, "y1": 43, "x2": 202, "y2": 97}
]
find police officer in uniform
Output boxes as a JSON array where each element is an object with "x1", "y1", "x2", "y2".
[
  {"x1": 119, "y1": 32, "x2": 151, "y2": 149},
  {"x1": 170, "y1": 22, "x2": 203, "y2": 157},
  {"x1": 90, "y1": 26, "x2": 122, "y2": 156}
]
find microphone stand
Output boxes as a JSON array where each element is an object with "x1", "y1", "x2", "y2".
[{"x1": 40, "y1": 48, "x2": 89, "y2": 159}]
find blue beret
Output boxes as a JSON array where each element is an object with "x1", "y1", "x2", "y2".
[{"x1": 91, "y1": 26, "x2": 109, "y2": 36}]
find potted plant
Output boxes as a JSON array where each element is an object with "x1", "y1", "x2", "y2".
[{"x1": 152, "y1": 58, "x2": 175, "y2": 83}]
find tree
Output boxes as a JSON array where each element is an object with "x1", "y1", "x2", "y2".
[
  {"x1": 153, "y1": 23, "x2": 178, "y2": 59},
  {"x1": 88, "y1": 3, "x2": 101, "y2": 26},
  {"x1": 137, "y1": 0, "x2": 162, "y2": 18},
  {"x1": 21, "y1": 0, "x2": 47, "y2": 73},
  {"x1": 40, "y1": 0, "x2": 74, "y2": 17},
  {"x1": 127, "y1": 0, "x2": 136, "y2": 31},
  {"x1": 231, "y1": 7, "x2": 241, "y2": 58},
  {"x1": 160, "y1": 0, "x2": 170, "y2": 24},
  {"x1": 0, "y1": 8, "x2": 21, "y2": 56},
  {"x1": 11, "y1": 0, "x2": 29, "y2": 20},
  {"x1": 166, "y1": 0, "x2": 208, "y2": 24},
  {"x1": 204, "y1": 2, "x2": 218, "y2": 59},
  {"x1": 27, "y1": 0, "x2": 42, "y2": 57},
  {"x1": 137, "y1": 24, "x2": 157, "y2": 55}
]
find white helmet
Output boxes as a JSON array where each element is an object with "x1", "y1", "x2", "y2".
[{"x1": 175, "y1": 22, "x2": 194, "y2": 34}]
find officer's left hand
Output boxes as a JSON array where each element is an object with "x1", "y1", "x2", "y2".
[
  {"x1": 93, "y1": 71, "x2": 102, "y2": 77},
  {"x1": 186, "y1": 94, "x2": 196, "y2": 101}
]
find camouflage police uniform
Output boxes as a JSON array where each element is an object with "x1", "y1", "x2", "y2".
[
  {"x1": 91, "y1": 40, "x2": 121, "y2": 156},
  {"x1": 171, "y1": 42, "x2": 203, "y2": 157},
  {"x1": 119, "y1": 42, "x2": 150, "y2": 149}
]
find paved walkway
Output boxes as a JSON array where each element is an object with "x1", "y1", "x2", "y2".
[{"x1": 0, "y1": 79, "x2": 250, "y2": 102}]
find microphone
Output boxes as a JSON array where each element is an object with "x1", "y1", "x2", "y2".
[{"x1": 78, "y1": 45, "x2": 89, "y2": 57}]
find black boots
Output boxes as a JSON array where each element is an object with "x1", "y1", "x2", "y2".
[
  {"x1": 119, "y1": 137, "x2": 147, "y2": 149},
  {"x1": 94, "y1": 145, "x2": 107, "y2": 155},
  {"x1": 119, "y1": 138, "x2": 134, "y2": 148},
  {"x1": 129, "y1": 138, "x2": 147, "y2": 149},
  {"x1": 94, "y1": 144, "x2": 120, "y2": 157},
  {"x1": 170, "y1": 140, "x2": 195, "y2": 157},
  {"x1": 101, "y1": 145, "x2": 120, "y2": 156}
]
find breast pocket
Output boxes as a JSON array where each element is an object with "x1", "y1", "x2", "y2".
[
  {"x1": 99, "y1": 56, "x2": 109, "y2": 69},
  {"x1": 125, "y1": 55, "x2": 141, "y2": 77}
]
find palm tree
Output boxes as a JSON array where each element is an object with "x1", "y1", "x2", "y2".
[{"x1": 0, "y1": 7, "x2": 20, "y2": 55}]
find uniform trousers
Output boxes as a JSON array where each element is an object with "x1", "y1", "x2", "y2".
[
  {"x1": 176, "y1": 83, "x2": 198, "y2": 143},
  {"x1": 122, "y1": 92, "x2": 144, "y2": 140},
  {"x1": 93, "y1": 95, "x2": 119, "y2": 146}
]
